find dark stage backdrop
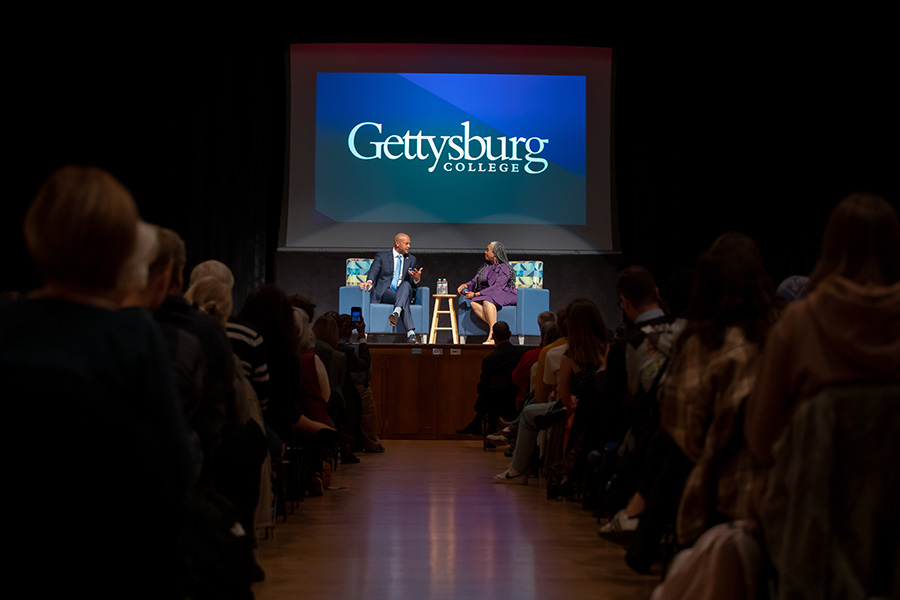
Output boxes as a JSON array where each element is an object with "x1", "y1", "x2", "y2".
[
  {"x1": 7, "y1": 29, "x2": 286, "y2": 306},
  {"x1": 6, "y1": 20, "x2": 897, "y2": 315}
]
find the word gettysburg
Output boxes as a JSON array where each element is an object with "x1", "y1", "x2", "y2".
[{"x1": 348, "y1": 121, "x2": 549, "y2": 175}]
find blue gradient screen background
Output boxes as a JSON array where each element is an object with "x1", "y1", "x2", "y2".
[{"x1": 315, "y1": 73, "x2": 586, "y2": 225}]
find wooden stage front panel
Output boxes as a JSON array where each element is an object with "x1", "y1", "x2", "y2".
[{"x1": 368, "y1": 343, "x2": 530, "y2": 439}]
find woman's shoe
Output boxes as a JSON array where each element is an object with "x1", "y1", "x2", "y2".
[
  {"x1": 599, "y1": 509, "x2": 640, "y2": 536},
  {"x1": 486, "y1": 430, "x2": 511, "y2": 446},
  {"x1": 597, "y1": 508, "x2": 640, "y2": 546},
  {"x1": 494, "y1": 469, "x2": 528, "y2": 485}
]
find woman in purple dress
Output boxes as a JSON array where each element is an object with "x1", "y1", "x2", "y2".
[{"x1": 457, "y1": 241, "x2": 518, "y2": 344}]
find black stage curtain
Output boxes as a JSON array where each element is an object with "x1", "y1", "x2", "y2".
[{"x1": 7, "y1": 28, "x2": 284, "y2": 309}]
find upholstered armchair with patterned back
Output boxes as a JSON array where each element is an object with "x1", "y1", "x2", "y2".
[
  {"x1": 338, "y1": 258, "x2": 430, "y2": 342},
  {"x1": 457, "y1": 260, "x2": 550, "y2": 344}
]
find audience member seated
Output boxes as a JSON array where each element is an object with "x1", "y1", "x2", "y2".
[
  {"x1": 154, "y1": 228, "x2": 237, "y2": 485},
  {"x1": 494, "y1": 299, "x2": 608, "y2": 485},
  {"x1": 1, "y1": 166, "x2": 196, "y2": 598},
  {"x1": 239, "y1": 284, "x2": 338, "y2": 497},
  {"x1": 291, "y1": 294, "x2": 334, "y2": 390},
  {"x1": 745, "y1": 193, "x2": 900, "y2": 599},
  {"x1": 478, "y1": 308, "x2": 567, "y2": 451},
  {"x1": 122, "y1": 225, "x2": 206, "y2": 421},
  {"x1": 597, "y1": 266, "x2": 684, "y2": 537},
  {"x1": 185, "y1": 277, "x2": 255, "y2": 421},
  {"x1": 461, "y1": 310, "x2": 557, "y2": 439},
  {"x1": 150, "y1": 235, "x2": 271, "y2": 593},
  {"x1": 191, "y1": 260, "x2": 272, "y2": 416},
  {"x1": 533, "y1": 306, "x2": 569, "y2": 404},
  {"x1": 187, "y1": 259, "x2": 282, "y2": 562},
  {"x1": 189, "y1": 259, "x2": 281, "y2": 498},
  {"x1": 312, "y1": 313, "x2": 343, "y2": 407},
  {"x1": 512, "y1": 311, "x2": 558, "y2": 409},
  {"x1": 337, "y1": 313, "x2": 384, "y2": 453},
  {"x1": 542, "y1": 299, "x2": 611, "y2": 490},
  {"x1": 293, "y1": 308, "x2": 333, "y2": 428},
  {"x1": 456, "y1": 241, "x2": 517, "y2": 344},
  {"x1": 327, "y1": 312, "x2": 371, "y2": 453},
  {"x1": 314, "y1": 312, "x2": 361, "y2": 464},
  {"x1": 626, "y1": 233, "x2": 778, "y2": 574},
  {"x1": 457, "y1": 321, "x2": 527, "y2": 438},
  {"x1": 746, "y1": 192, "x2": 900, "y2": 463},
  {"x1": 185, "y1": 276, "x2": 269, "y2": 580},
  {"x1": 488, "y1": 317, "x2": 561, "y2": 448}
]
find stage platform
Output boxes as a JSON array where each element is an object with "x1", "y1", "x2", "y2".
[{"x1": 367, "y1": 343, "x2": 532, "y2": 439}]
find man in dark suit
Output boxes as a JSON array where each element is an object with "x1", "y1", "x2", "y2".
[
  {"x1": 457, "y1": 321, "x2": 528, "y2": 435},
  {"x1": 359, "y1": 232, "x2": 422, "y2": 343}
]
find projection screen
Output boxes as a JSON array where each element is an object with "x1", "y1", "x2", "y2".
[{"x1": 283, "y1": 43, "x2": 614, "y2": 253}]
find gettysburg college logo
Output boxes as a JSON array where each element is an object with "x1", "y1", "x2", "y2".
[{"x1": 347, "y1": 120, "x2": 549, "y2": 175}]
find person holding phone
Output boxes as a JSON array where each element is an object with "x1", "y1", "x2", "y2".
[{"x1": 359, "y1": 232, "x2": 422, "y2": 343}]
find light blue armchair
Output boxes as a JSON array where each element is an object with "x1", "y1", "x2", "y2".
[
  {"x1": 338, "y1": 258, "x2": 430, "y2": 342},
  {"x1": 457, "y1": 260, "x2": 549, "y2": 344}
]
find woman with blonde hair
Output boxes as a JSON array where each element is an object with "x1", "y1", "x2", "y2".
[
  {"x1": 185, "y1": 275, "x2": 233, "y2": 325},
  {"x1": 185, "y1": 276, "x2": 255, "y2": 423},
  {"x1": 186, "y1": 275, "x2": 273, "y2": 578}
]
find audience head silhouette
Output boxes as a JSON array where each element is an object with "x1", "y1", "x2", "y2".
[
  {"x1": 809, "y1": 192, "x2": 900, "y2": 290},
  {"x1": 683, "y1": 232, "x2": 777, "y2": 350},
  {"x1": 24, "y1": 165, "x2": 139, "y2": 299},
  {"x1": 564, "y1": 298, "x2": 608, "y2": 365},
  {"x1": 190, "y1": 259, "x2": 235, "y2": 289},
  {"x1": 491, "y1": 320, "x2": 512, "y2": 343}
]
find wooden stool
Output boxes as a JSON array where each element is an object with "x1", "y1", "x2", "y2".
[{"x1": 429, "y1": 294, "x2": 459, "y2": 344}]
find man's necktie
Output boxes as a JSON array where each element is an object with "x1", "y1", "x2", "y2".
[{"x1": 391, "y1": 254, "x2": 402, "y2": 290}]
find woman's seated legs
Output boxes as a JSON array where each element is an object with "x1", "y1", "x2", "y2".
[
  {"x1": 471, "y1": 300, "x2": 499, "y2": 342},
  {"x1": 507, "y1": 402, "x2": 555, "y2": 475}
]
